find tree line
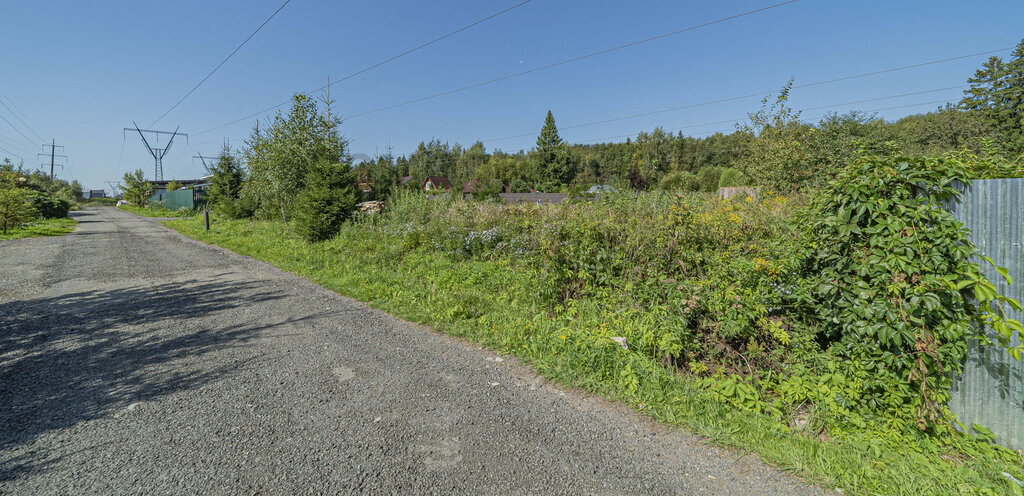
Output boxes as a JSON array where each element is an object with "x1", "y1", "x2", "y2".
[{"x1": 123, "y1": 38, "x2": 1024, "y2": 241}]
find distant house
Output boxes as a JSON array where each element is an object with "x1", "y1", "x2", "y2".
[
  {"x1": 398, "y1": 176, "x2": 413, "y2": 187},
  {"x1": 87, "y1": 189, "x2": 106, "y2": 199},
  {"x1": 358, "y1": 181, "x2": 374, "y2": 192},
  {"x1": 462, "y1": 179, "x2": 479, "y2": 194},
  {"x1": 423, "y1": 176, "x2": 453, "y2": 192}
]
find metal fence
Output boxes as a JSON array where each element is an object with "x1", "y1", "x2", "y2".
[
  {"x1": 149, "y1": 188, "x2": 205, "y2": 211},
  {"x1": 948, "y1": 178, "x2": 1024, "y2": 450}
]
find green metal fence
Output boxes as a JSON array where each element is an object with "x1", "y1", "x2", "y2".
[
  {"x1": 149, "y1": 188, "x2": 205, "y2": 211},
  {"x1": 948, "y1": 178, "x2": 1024, "y2": 450}
]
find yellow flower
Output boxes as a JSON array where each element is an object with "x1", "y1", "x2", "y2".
[{"x1": 560, "y1": 335, "x2": 567, "y2": 340}]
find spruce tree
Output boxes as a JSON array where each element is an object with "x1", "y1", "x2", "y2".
[
  {"x1": 534, "y1": 110, "x2": 579, "y2": 186},
  {"x1": 960, "y1": 39, "x2": 1024, "y2": 152}
]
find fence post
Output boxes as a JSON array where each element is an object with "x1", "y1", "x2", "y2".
[{"x1": 204, "y1": 210, "x2": 210, "y2": 232}]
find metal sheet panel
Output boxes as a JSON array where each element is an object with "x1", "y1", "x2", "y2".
[{"x1": 948, "y1": 178, "x2": 1024, "y2": 450}]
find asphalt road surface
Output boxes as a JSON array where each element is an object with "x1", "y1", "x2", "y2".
[{"x1": 1, "y1": 207, "x2": 823, "y2": 495}]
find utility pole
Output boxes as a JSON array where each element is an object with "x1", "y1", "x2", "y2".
[
  {"x1": 124, "y1": 122, "x2": 187, "y2": 181},
  {"x1": 38, "y1": 140, "x2": 66, "y2": 178}
]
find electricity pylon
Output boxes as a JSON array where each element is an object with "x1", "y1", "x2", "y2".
[{"x1": 124, "y1": 121, "x2": 187, "y2": 181}]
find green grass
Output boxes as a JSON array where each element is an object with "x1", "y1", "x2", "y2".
[
  {"x1": 0, "y1": 217, "x2": 77, "y2": 241},
  {"x1": 164, "y1": 214, "x2": 1024, "y2": 496},
  {"x1": 118, "y1": 204, "x2": 192, "y2": 217}
]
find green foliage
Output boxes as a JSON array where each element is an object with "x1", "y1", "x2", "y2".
[
  {"x1": 657, "y1": 170, "x2": 700, "y2": 191},
  {"x1": 696, "y1": 166, "x2": 722, "y2": 192},
  {"x1": 470, "y1": 178, "x2": 503, "y2": 200},
  {"x1": 165, "y1": 180, "x2": 182, "y2": 192},
  {"x1": 167, "y1": 199, "x2": 1024, "y2": 495},
  {"x1": 293, "y1": 161, "x2": 359, "y2": 242},
  {"x1": 69, "y1": 180, "x2": 83, "y2": 200},
  {"x1": 535, "y1": 110, "x2": 580, "y2": 185},
  {"x1": 717, "y1": 167, "x2": 748, "y2": 188},
  {"x1": 960, "y1": 39, "x2": 1024, "y2": 154},
  {"x1": 735, "y1": 81, "x2": 817, "y2": 190},
  {"x1": 0, "y1": 186, "x2": 37, "y2": 234},
  {"x1": 802, "y1": 155, "x2": 1023, "y2": 430},
  {"x1": 508, "y1": 178, "x2": 530, "y2": 193},
  {"x1": 207, "y1": 145, "x2": 252, "y2": 218},
  {"x1": 28, "y1": 190, "x2": 71, "y2": 219},
  {"x1": 120, "y1": 169, "x2": 151, "y2": 207},
  {"x1": 243, "y1": 93, "x2": 348, "y2": 220}
]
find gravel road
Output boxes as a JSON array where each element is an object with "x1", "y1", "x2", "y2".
[{"x1": 0, "y1": 207, "x2": 824, "y2": 495}]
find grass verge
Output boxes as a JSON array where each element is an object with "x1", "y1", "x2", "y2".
[
  {"x1": 0, "y1": 217, "x2": 77, "y2": 241},
  {"x1": 118, "y1": 204, "x2": 192, "y2": 217},
  {"x1": 164, "y1": 214, "x2": 1024, "y2": 496}
]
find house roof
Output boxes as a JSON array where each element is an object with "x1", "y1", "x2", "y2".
[
  {"x1": 398, "y1": 176, "x2": 413, "y2": 185},
  {"x1": 462, "y1": 179, "x2": 479, "y2": 193},
  {"x1": 424, "y1": 176, "x2": 453, "y2": 190}
]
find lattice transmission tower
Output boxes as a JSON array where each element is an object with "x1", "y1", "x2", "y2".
[{"x1": 124, "y1": 121, "x2": 187, "y2": 181}]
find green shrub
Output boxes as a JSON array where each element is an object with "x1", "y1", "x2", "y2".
[
  {"x1": 718, "y1": 167, "x2": 748, "y2": 188},
  {"x1": 216, "y1": 196, "x2": 256, "y2": 219},
  {"x1": 657, "y1": 171, "x2": 700, "y2": 191},
  {"x1": 696, "y1": 166, "x2": 723, "y2": 192},
  {"x1": 801, "y1": 155, "x2": 1023, "y2": 430},
  {"x1": 0, "y1": 186, "x2": 37, "y2": 234},
  {"x1": 29, "y1": 190, "x2": 71, "y2": 218},
  {"x1": 293, "y1": 161, "x2": 359, "y2": 242},
  {"x1": 508, "y1": 179, "x2": 530, "y2": 193}
]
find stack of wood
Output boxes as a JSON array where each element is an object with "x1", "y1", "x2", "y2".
[{"x1": 356, "y1": 201, "x2": 383, "y2": 214}]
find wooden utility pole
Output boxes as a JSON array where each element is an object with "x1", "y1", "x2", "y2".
[{"x1": 38, "y1": 140, "x2": 66, "y2": 178}]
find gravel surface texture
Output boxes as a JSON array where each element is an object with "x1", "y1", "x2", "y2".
[{"x1": 0, "y1": 207, "x2": 824, "y2": 495}]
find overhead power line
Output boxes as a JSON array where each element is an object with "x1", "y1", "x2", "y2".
[
  {"x1": 343, "y1": 0, "x2": 803, "y2": 120},
  {"x1": 0, "y1": 108, "x2": 37, "y2": 148},
  {"x1": 150, "y1": 0, "x2": 293, "y2": 127},
  {"x1": 0, "y1": 91, "x2": 47, "y2": 143},
  {"x1": 0, "y1": 144, "x2": 24, "y2": 162},
  {"x1": 486, "y1": 47, "x2": 1014, "y2": 143},
  {"x1": 194, "y1": 0, "x2": 536, "y2": 136}
]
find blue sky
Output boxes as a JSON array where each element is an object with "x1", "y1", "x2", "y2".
[{"x1": 0, "y1": 0, "x2": 1022, "y2": 191}]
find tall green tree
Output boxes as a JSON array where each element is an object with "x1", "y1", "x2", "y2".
[
  {"x1": 121, "y1": 169, "x2": 151, "y2": 206},
  {"x1": 534, "y1": 110, "x2": 579, "y2": 185},
  {"x1": 734, "y1": 81, "x2": 816, "y2": 190},
  {"x1": 293, "y1": 160, "x2": 359, "y2": 242},
  {"x1": 207, "y1": 145, "x2": 249, "y2": 217},
  {"x1": 243, "y1": 93, "x2": 349, "y2": 220},
  {"x1": 960, "y1": 39, "x2": 1024, "y2": 153}
]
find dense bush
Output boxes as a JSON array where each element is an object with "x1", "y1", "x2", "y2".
[
  {"x1": 718, "y1": 167, "x2": 748, "y2": 188},
  {"x1": 696, "y1": 166, "x2": 722, "y2": 192},
  {"x1": 373, "y1": 153, "x2": 1022, "y2": 434},
  {"x1": 29, "y1": 190, "x2": 71, "y2": 218},
  {"x1": 293, "y1": 161, "x2": 359, "y2": 242},
  {"x1": 657, "y1": 170, "x2": 699, "y2": 191},
  {"x1": 802, "y1": 155, "x2": 1023, "y2": 430},
  {"x1": 0, "y1": 186, "x2": 36, "y2": 234}
]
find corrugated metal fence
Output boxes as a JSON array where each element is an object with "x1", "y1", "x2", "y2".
[
  {"x1": 149, "y1": 188, "x2": 205, "y2": 211},
  {"x1": 948, "y1": 178, "x2": 1024, "y2": 450}
]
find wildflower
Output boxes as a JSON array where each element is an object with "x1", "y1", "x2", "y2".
[{"x1": 560, "y1": 335, "x2": 567, "y2": 340}]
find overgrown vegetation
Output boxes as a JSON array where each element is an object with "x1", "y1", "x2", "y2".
[
  {"x1": 0, "y1": 159, "x2": 75, "y2": 237},
  {"x1": 166, "y1": 168, "x2": 1024, "y2": 492}
]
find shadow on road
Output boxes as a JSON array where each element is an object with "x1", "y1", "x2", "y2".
[{"x1": 0, "y1": 277, "x2": 304, "y2": 480}]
